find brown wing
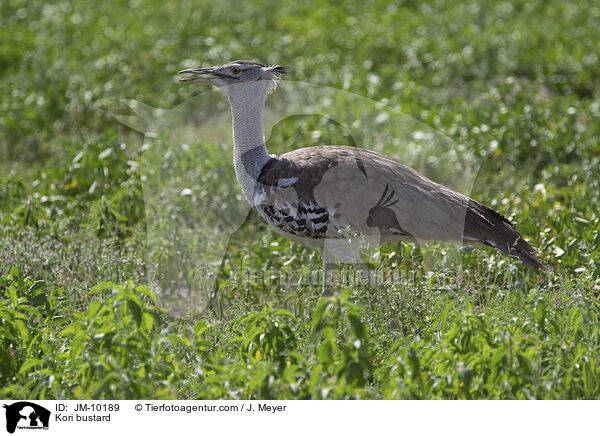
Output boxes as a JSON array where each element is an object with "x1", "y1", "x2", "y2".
[{"x1": 259, "y1": 145, "x2": 543, "y2": 268}]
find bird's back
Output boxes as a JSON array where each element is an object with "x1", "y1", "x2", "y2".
[{"x1": 255, "y1": 145, "x2": 542, "y2": 268}]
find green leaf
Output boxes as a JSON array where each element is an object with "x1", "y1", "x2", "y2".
[
  {"x1": 141, "y1": 312, "x2": 155, "y2": 331},
  {"x1": 348, "y1": 313, "x2": 367, "y2": 340},
  {"x1": 14, "y1": 319, "x2": 30, "y2": 344},
  {"x1": 60, "y1": 325, "x2": 78, "y2": 337},
  {"x1": 8, "y1": 284, "x2": 18, "y2": 306},
  {"x1": 9, "y1": 267, "x2": 20, "y2": 280},
  {"x1": 127, "y1": 299, "x2": 142, "y2": 326},
  {"x1": 491, "y1": 345, "x2": 507, "y2": 368},
  {"x1": 583, "y1": 357, "x2": 595, "y2": 397},
  {"x1": 194, "y1": 321, "x2": 208, "y2": 337},
  {"x1": 168, "y1": 334, "x2": 190, "y2": 347},
  {"x1": 91, "y1": 282, "x2": 119, "y2": 293},
  {"x1": 535, "y1": 298, "x2": 547, "y2": 329},
  {"x1": 19, "y1": 358, "x2": 44, "y2": 374},
  {"x1": 135, "y1": 285, "x2": 159, "y2": 305},
  {"x1": 28, "y1": 291, "x2": 48, "y2": 307},
  {"x1": 86, "y1": 300, "x2": 102, "y2": 321},
  {"x1": 28, "y1": 280, "x2": 46, "y2": 292},
  {"x1": 317, "y1": 342, "x2": 333, "y2": 364},
  {"x1": 0, "y1": 346, "x2": 14, "y2": 375}
]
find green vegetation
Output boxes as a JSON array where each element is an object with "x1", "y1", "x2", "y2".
[{"x1": 1, "y1": 0, "x2": 599, "y2": 399}]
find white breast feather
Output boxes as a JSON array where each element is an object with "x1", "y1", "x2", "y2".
[{"x1": 253, "y1": 188, "x2": 267, "y2": 206}]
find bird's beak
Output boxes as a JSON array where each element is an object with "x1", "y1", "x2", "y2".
[
  {"x1": 270, "y1": 65, "x2": 288, "y2": 75},
  {"x1": 178, "y1": 67, "x2": 220, "y2": 82}
]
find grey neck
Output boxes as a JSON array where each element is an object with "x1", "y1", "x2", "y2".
[{"x1": 227, "y1": 92, "x2": 272, "y2": 205}]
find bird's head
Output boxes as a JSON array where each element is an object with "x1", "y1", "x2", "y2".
[{"x1": 179, "y1": 60, "x2": 287, "y2": 104}]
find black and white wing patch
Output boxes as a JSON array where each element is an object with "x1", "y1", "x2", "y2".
[
  {"x1": 257, "y1": 197, "x2": 329, "y2": 239},
  {"x1": 255, "y1": 155, "x2": 335, "y2": 239}
]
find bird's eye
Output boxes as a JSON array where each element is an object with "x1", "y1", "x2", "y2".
[{"x1": 231, "y1": 67, "x2": 241, "y2": 75}]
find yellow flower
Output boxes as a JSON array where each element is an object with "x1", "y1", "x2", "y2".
[{"x1": 65, "y1": 180, "x2": 78, "y2": 190}]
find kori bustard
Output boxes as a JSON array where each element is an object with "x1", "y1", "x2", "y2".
[{"x1": 179, "y1": 60, "x2": 543, "y2": 290}]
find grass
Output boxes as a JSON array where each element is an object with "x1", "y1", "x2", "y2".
[{"x1": 1, "y1": 0, "x2": 599, "y2": 399}]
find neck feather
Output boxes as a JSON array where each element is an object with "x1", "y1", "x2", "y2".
[{"x1": 227, "y1": 91, "x2": 271, "y2": 205}]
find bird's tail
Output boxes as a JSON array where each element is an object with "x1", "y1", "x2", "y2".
[{"x1": 463, "y1": 200, "x2": 544, "y2": 269}]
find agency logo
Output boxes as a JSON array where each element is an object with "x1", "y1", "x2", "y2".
[
  {"x1": 116, "y1": 80, "x2": 483, "y2": 315},
  {"x1": 2, "y1": 402, "x2": 50, "y2": 434}
]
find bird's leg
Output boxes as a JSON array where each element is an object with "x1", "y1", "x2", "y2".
[
  {"x1": 318, "y1": 248, "x2": 334, "y2": 297},
  {"x1": 321, "y1": 260, "x2": 333, "y2": 296},
  {"x1": 318, "y1": 246, "x2": 374, "y2": 295},
  {"x1": 357, "y1": 262, "x2": 371, "y2": 285}
]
